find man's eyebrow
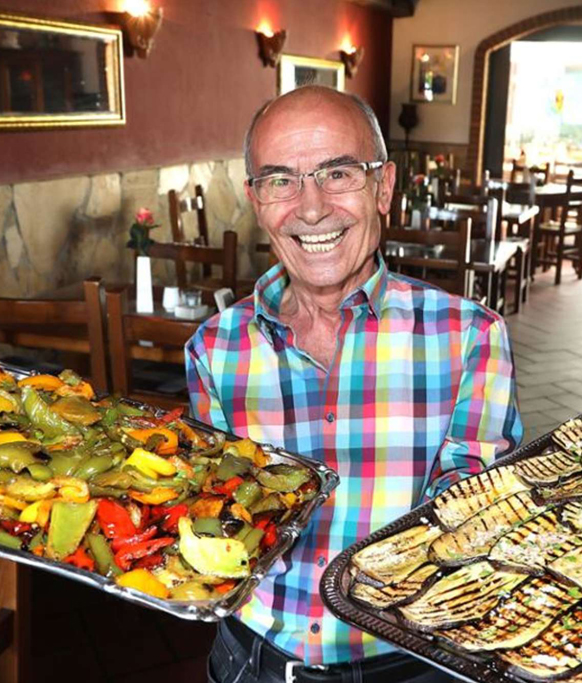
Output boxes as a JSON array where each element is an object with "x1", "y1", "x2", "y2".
[
  {"x1": 254, "y1": 155, "x2": 360, "y2": 178},
  {"x1": 255, "y1": 164, "x2": 294, "y2": 177},
  {"x1": 316, "y1": 155, "x2": 359, "y2": 170}
]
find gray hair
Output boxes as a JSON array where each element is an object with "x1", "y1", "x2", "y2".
[{"x1": 243, "y1": 87, "x2": 388, "y2": 176}]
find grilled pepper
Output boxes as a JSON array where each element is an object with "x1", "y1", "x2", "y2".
[
  {"x1": 114, "y1": 536, "x2": 174, "y2": 571},
  {"x1": 46, "y1": 500, "x2": 98, "y2": 560},
  {"x1": 22, "y1": 386, "x2": 79, "y2": 439},
  {"x1": 116, "y1": 568, "x2": 170, "y2": 599},
  {"x1": 86, "y1": 532, "x2": 122, "y2": 577},
  {"x1": 216, "y1": 454, "x2": 251, "y2": 481},
  {"x1": 0, "y1": 441, "x2": 41, "y2": 473},
  {"x1": 123, "y1": 448, "x2": 177, "y2": 479},
  {"x1": 97, "y1": 499, "x2": 137, "y2": 540},
  {"x1": 255, "y1": 465, "x2": 312, "y2": 492}
]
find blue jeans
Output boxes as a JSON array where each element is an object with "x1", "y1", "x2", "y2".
[{"x1": 207, "y1": 620, "x2": 457, "y2": 683}]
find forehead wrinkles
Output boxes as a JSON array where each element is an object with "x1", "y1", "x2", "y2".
[{"x1": 250, "y1": 99, "x2": 373, "y2": 170}]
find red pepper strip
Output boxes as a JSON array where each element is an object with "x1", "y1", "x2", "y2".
[
  {"x1": 0, "y1": 520, "x2": 33, "y2": 536},
  {"x1": 150, "y1": 503, "x2": 189, "y2": 533},
  {"x1": 215, "y1": 579, "x2": 237, "y2": 594},
  {"x1": 134, "y1": 552, "x2": 166, "y2": 570},
  {"x1": 140, "y1": 504, "x2": 151, "y2": 531},
  {"x1": 254, "y1": 518, "x2": 270, "y2": 531},
  {"x1": 261, "y1": 522, "x2": 278, "y2": 550},
  {"x1": 159, "y1": 407, "x2": 184, "y2": 424},
  {"x1": 213, "y1": 476, "x2": 244, "y2": 498},
  {"x1": 63, "y1": 547, "x2": 96, "y2": 571},
  {"x1": 97, "y1": 499, "x2": 137, "y2": 541},
  {"x1": 110, "y1": 525, "x2": 158, "y2": 553},
  {"x1": 114, "y1": 537, "x2": 174, "y2": 571}
]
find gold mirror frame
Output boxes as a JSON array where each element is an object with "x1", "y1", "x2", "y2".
[
  {"x1": 278, "y1": 54, "x2": 345, "y2": 95},
  {"x1": 0, "y1": 11, "x2": 125, "y2": 129}
]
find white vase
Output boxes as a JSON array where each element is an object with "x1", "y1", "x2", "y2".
[{"x1": 136, "y1": 255, "x2": 154, "y2": 313}]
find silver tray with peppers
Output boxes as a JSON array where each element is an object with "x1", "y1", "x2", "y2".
[{"x1": 0, "y1": 362, "x2": 339, "y2": 620}]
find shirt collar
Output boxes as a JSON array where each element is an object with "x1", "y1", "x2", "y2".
[{"x1": 253, "y1": 250, "x2": 389, "y2": 328}]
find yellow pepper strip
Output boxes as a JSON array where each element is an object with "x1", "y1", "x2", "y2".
[
  {"x1": 128, "y1": 487, "x2": 179, "y2": 505},
  {"x1": 0, "y1": 396, "x2": 16, "y2": 413},
  {"x1": 0, "y1": 494, "x2": 27, "y2": 511},
  {"x1": 32, "y1": 544, "x2": 45, "y2": 557},
  {"x1": 191, "y1": 496, "x2": 224, "y2": 519},
  {"x1": 167, "y1": 455, "x2": 194, "y2": 478},
  {"x1": 177, "y1": 420, "x2": 209, "y2": 448},
  {"x1": 116, "y1": 568, "x2": 170, "y2": 599},
  {"x1": 0, "y1": 433, "x2": 28, "y2": 446},
  {"x1": 230, "y1": 503, "x2": 252, "y2": 524},
  {"x1": 55, "y1": 381, "x2": 95, "y2": 400},
  {"x1": 282, "y1": 493, "x2": 297, "y2": 508},
  {"x1": 227, "y1": 438, "x2": 269, "y2": 467},
  {"x1": 18, "y1": 375, "x2": 64, "y2": 391},
  {"x1": 123, "y1": 448, "x2": 177, "y2": 479},
  {"x1": 0, "y1": 371, "x2": 16, "y2": 388},
  {"x1": 51, "y1": 476, "x2": 90, "y2": 504},
  {"x1": 125, "y1": 429, "x2": 179, "y2": 456},
  {"x1": 20, "y1": 499, "x2": 53, "y2": 526}
]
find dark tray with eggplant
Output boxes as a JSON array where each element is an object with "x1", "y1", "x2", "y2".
[
  {"x1": 321, "y1": 417, "x2": 582, "y2": 682},
  {"x1": 0, "y1": 362, "x2": 339, "y2": 620}
]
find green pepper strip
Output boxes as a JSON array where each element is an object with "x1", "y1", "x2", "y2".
[
  {"x1": 255, "y1": 465, "x2": 312, "y2": 492},
  {"x1": 0, "y1": 529, "x2": 22, "y2": 550},
  {"x1": 46, "y1": 500, "x2": 98, "y2": 561},
  {"x1": 21, "y1": 386, "x2": 79, "y2": 439},
  {"x1": 0, "y1": 442, "x2": 40, "y2": 473},
  {"x1": 86, "y1": 533, "x2": 122, "y2": 577},
  {"x1": 74, "y1": 455, "x2": 114, "y2": 480}
]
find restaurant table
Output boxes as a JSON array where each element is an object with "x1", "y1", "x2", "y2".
[{"x1": 385, "y1": 238, "x2": 522, "y2": 315}]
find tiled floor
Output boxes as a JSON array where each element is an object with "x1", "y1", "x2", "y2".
[{"x1": 26, "y1": 263, "x2": 582, "y2": 683}]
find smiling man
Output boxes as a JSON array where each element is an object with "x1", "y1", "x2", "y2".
[{"x1": 185, "y1": 86, "x2": 522, "y2": 683}]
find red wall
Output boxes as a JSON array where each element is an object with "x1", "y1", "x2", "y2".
[{"x1": 1, "y1": 0, "x2": 392, "y2": 184}]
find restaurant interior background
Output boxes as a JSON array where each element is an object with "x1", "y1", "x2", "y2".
[{"x1": 2, "y1": 0, "x2": 582, "y2": 681}]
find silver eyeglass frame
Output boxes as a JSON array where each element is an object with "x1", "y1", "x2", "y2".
[{"x1": 248, "y1": 160, "x2": 385, "y2": 204}]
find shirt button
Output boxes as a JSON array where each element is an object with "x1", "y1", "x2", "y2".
[
  {"x1": 317, "y1": 556, "x2": 326, "y2": 567},
  {"x1": 310, "y1": 623, "x2": 320, "y2": 634},
  {"x1": 325, "y1": 412, "x2": 335, "y2": 423}
]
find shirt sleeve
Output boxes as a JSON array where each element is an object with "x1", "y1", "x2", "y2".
[
  {"x1": 422, "y1": 317, "x2": 523, "y2": 500},
  {"x1": 184, "y1": 330, "x2": 230, "y2": 432}
]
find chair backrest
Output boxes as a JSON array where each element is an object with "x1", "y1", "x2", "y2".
[
  {"x1": 148, "y1": 229, "x2": 238, "y2": 294},
  {"x1": 168, "y1": 185, "x2": 211, "y2": 286},
  {"x1": 440, "y1": 197, "x2": 498, "y2": 242},
  {"x1": 504, "y1": 177, "x2": 536, "y2": 207},
  {"x1": 510, "y1": 160, "x2": 549, "y2": 185},
  {"x1": 0, "y1": 278, "x2": 108, "y2": 393},
  {"x1": 385, "y1": 216, "x2": 473, "y2": 296},
  {"x1": 105, "y1": 285, "x2": 197, "y2": 409}
]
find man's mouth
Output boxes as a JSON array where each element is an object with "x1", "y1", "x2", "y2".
[{"x1": 294, "y1": 228, "x2": 347, "y2": 253}]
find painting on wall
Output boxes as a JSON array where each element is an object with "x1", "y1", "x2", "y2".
[
  {"x1": 411, "y1": 45, "x2": 459, "y2": 104},
  {"x1": 278, "y1": 54, "x2": 345, "y2": 95}
]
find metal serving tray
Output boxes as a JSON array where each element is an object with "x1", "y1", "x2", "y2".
[
  {"x1": 0, "y1": 362, "x2": 339, "y2": 621},
  {"x1": 320, "y1": 422, "x2": 582, "y2": 683}
]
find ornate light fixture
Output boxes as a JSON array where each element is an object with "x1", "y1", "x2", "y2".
[
  {"x1": 107, "y1": 0, "x2": 163, "y2": 59},
  {"x1": 255, "y1": 21, "x2": 287, "y2": 68},
  {"x1": 339, "y1": 38, "x2": 364, "y2": 78}
]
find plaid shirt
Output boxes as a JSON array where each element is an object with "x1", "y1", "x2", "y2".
[{"x1": 185, "y1": 256, "x2": 523, "y2": 666}]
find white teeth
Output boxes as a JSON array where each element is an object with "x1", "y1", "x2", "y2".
[{"x1": 298, "y1": 230, "x2": 343, "y2": 243}]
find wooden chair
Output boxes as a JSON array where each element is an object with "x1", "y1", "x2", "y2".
[
  {"x1": 0, "y1": 278, "x2": 107, "y2": 393},
  {"x1": 148, "y1": 230, "x2": 238, "y2": 297},
  {"x1": 105, "y1": 285, "x2": 199, "y2": 410},
  {"x1": 385, "y1": 215, "x2": 473, "y2": 297},
  {"x1": 537, "y1": 171, "x2": 582, "y2": 285},
  {"x1": 168, "y1": 185, "x2": 211, "y2": 289},
  {"x1": 510, "y1": 160, "x2": 550, "y2": 185}
]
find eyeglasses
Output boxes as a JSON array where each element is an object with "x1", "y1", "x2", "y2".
[{"x1": 248, "y1": 161, "x2": 384, "y2": 204}]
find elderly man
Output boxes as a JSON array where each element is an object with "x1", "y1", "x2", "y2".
[{"x1": 186, "y1": 86, "x2": 522, "y2": 683}]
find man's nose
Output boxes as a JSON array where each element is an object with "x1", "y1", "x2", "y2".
[{"x1": 294, "y1": 176, "x2": 332, "y2": 224}]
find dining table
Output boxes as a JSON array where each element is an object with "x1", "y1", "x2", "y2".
[{"x1": 385, "y1": 237, "x2": 523, "y2": 315}]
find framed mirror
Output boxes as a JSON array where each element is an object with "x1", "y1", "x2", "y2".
[
  {"x1": 278, "y1": 54, "x2": 345, "y2": 95},
  {"x1": 0, "y1": 11, "x2": 125, "y2": 129}
]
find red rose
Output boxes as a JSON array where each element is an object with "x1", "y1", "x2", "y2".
[{"x1": 135, "y1": 208, "x2": 155, "y2": 225}]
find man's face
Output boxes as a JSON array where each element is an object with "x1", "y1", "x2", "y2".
[{"x1": 245, "y1": 96, "x2": 394, "y2": 294}]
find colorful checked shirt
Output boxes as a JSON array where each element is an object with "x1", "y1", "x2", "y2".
[{"x1": 185, "y1": 255, "x2": 523, "y2": 666}]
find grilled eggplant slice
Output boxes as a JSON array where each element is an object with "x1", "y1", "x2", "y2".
[
  {"x1": 549, "y1": 545, "x2": 582, "y2": 588},
  {"x1": 552, "y1": 418, "x2": 582, "y2": 455},
  {"x1": 489, "y1": 508, "x2": 582, "y2": 574},
  {"x1": 350, "y1": 563, "x2": 440, "y2": 610},
  {"x1": 432, "y1": 466, "x2": 530, "y2": 530},
  {"x1": 515, "y1": 449, "x2": 582, "y2": 486},
  {"x1": 398, "y1": 561, "x2": 527, "y2": 631},
  {"x1": 562, "y1": 501, "x2": 582, "y2": 532},
  {"x1": 437, "y1": 575, "x2": 579, "y2": 652},
  {"x1": 429, "y1": 492, "x2": 545, "y2": 566},
  {"x1": 500, "y1": 607, "x2": 582, "y2": 680},
  {"x1": 351, "y1": 524, "x2": 442, "y2": 584},
  {"x1": 540, "y1": 477, "x2": 582, "y2": 504}
]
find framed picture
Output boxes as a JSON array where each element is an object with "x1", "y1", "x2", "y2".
[
  {"x1": 278, "y1": 54, "x2": 345, "y2": 95},
  {"x1": 410, "y1": 45, "x2": 459, "y2": 104}
]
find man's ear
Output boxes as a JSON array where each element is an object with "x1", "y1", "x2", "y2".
[
  {"x1": 376, "y1": 162, "x2": 396, "y2": 215},
  {"x1": 244, "y1": 180, "x2": 260, "y2": 212}
]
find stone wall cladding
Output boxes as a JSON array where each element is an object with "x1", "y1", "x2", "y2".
[{"x1": 0, "y1": 159, "x2": 262, "y2": 297}]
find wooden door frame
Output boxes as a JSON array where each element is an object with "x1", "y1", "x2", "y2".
[{"x1": 467, "y1": 5, "x2": 582, "y2": 183}]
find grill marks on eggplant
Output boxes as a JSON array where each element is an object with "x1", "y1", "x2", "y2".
[
  {"x1": 398, "y1": 561, "x2": 528, "y2": 631},
  {"x1": 549, "y1": 545, "x2": 582, "y2": 588},
  {"x1": 540, "y1": 477, "x2": 582, "y2": 504},
  {"x1": 552, "y1": 418, "x2": 582, "y2": 455},
  {"x1": 429, "y1": 492, "x2": 544, "y2": 566},
  {"x1": 351, "y1": 524, "x2": 442, "y2": 584},
  {"x1": 515, "y1": 449, "x2": 582, "y2": 486},
  {"x1": 500, "y1": 607, "x2": 582, "y2": 679},
  {"x1": 437, "y1": 576, "x2": 579, "y2": 652},
  {"x1": 562, "y1": 502, "x2": 582, "y2": 531},
  {"x1": 350, "y1": 563, "x2": 440, "y2": 610},
  {"x1": 433, "y1": 466, "x2": 530, "y2": 530},
  {"x1": 489, "y1": 508, "x2": 582, "y2": 574}
]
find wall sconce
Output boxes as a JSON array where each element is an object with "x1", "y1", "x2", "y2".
[
  {"x1": 339, "y1": 43, "x2": 365, "y2": 79},
  {"x1": 107, "y1": 0, "x2": 163, "y2": 59},
  {"x1": 256, "y1": 22, "x2": 287, "y2": 68}
]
